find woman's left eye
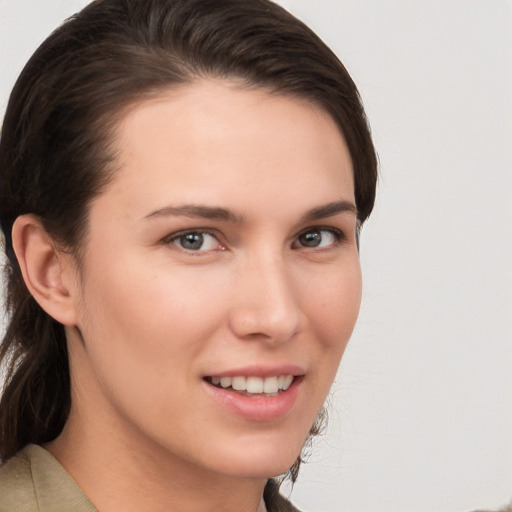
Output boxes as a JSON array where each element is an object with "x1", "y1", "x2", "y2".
[
  {"x1": 293, "y1": 228, "x2": 343, "y2": 249},
  {"x1": 166, "y1": 231, "x2": 223, "y2": 252}
]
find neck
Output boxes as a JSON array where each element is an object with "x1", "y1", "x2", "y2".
[{"x1": 46, "y1": 410, "x2": 268, "y2": 512}]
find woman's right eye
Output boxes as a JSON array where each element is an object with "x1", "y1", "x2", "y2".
[{"x1": 166, "y1": 231, "x2": 224, "y2": 252}]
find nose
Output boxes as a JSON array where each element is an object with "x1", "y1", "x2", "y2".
[{"x1": 227, "y1": 252, "x2": 303, "y2": 344}]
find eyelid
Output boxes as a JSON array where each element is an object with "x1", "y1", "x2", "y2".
[
  {"x1": 160, "y1": 225, "x2": 347, "y2": 252},
  {"x1": 292, "y1": 226, "x2": 346, "y2": 249},
  {"x1": 162, "y1": 228, "x2": 225, "y2": 251}
]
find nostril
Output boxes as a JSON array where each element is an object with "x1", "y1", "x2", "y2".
[{"x1": 228, "y1": 304, "x2": 301, "y2": 343}]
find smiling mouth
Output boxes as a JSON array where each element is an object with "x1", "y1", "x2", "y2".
[{"x1": 204, "y1": 375, "x2": 295, "y2": 397}]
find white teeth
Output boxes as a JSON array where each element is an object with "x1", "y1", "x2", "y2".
[
  {"x1": 282, "y1": 375, "x2": 293, "y2": 391},
  {"x1": 246, "y1": 377, "x2": 264, "y2": 394},
  {"x1": 220, "y1": 377, "x2": 232, "y2": 388},
  {"x1": 263, "y1": 376, "x2": 278, "y2": 394},
  {"x1": 232, "y1": 376, "x2": 246, "y2": 391},
  {"x1": 211, "y1": 375, "x2": 294, "y2": 394}
]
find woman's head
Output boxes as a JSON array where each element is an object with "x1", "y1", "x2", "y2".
[{"x1": 0, "y1": 0, "x2": 377, "y2": 479}]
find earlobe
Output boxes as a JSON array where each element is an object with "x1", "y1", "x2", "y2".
[{"x1": 12, "y1": 214, "x2": 79, "y2": 326}]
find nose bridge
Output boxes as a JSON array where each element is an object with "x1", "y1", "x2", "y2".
[{"x1": 229, "y1": 247, "x2": 301, "y2": 343}]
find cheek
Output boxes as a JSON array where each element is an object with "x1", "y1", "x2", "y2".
[
  {"x1": 75, "y1": 254, "x2": 229, "y2": 386},
  {"x1": 299, "y1": 262, "x2": 361, "y2": 416},
  {"x1": 73, "y1": 264, "x2": 212, "y2": 427},
  {"x1": 277, "y1": 259, "x2": 362, "y2": 441},
  {"x1": 304, "y1": 260, "x2": 362, "y2": 364}
]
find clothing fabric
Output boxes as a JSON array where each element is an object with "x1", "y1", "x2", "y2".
[
  {"x1": 0, "y1": 445, "x2": 95, "y2": 512},
  {"x1": 0, "y1": 444, "x2": 300, "y2": 512}
]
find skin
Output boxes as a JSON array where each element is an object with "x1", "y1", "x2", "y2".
[{"x1": 15, "y1": 80, "x2": 362, "y2": 512}]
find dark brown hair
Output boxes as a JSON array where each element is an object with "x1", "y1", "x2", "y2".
[{"x1": 0, "y1": 0, "x2": 377, "y2": 478}]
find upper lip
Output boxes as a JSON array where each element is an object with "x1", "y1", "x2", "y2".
[{"x1": 205, "y1": 364, "x2": 305, "y2": 379}]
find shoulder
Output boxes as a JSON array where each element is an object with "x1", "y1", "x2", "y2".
[
  {"x1": 0, "y1": 444, "x2": 97, "y2": 512},
  {"x1": 264, "y1": 479, "x2": 302, "y2": 512},
  {"x1": 0, "y1": 445, "x2": 38, "y2": 511}
]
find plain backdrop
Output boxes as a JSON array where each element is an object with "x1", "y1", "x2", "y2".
[{"x1": 1, "y1": 1, "x2": 511, "y2": 511}]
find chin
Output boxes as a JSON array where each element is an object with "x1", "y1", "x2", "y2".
[
  {"x1": 205, "y1": 431, "x2": 307, "y2": 480},
  {"x1": 219, "y1": 457, "x2": 297, "y2": 481}
]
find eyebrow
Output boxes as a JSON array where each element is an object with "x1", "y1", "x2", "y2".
[
  {"x1": 145, "y1": 204, "x2": 244, "y2": 223},
  {"x1": 144, "y1": 199, "x2": 357, "y2": 223},
  {"x1": 299, "y1": 200, "x2": 357, "y2": 223}
]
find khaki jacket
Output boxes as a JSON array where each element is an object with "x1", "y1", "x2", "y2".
[{"x1": 0, "y1": 445, "x2": 299, "y2": 512}]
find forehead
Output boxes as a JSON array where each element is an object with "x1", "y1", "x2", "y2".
[{"x1": 94, "y1": 79, "x2": 354, "y2": 222}]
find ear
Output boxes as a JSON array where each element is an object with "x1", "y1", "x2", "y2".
[{"x1": 12, "y1": 214, "x2": 79, "y2": 326}]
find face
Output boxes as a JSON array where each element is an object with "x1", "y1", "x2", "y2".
[{"x1": 67, "y1": 80, "x2": 361, "y2": 480}]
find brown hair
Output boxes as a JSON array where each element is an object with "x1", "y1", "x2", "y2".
[{"x1": 0, "y1": 0, "x2": 377, "y2": 478}]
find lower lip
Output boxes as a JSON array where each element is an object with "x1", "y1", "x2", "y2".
[{"x1": 203, "y1": 377, "x2": 303, "y2": 422}]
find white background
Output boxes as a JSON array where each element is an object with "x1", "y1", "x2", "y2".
[{"x1": 1, "y1": 1, "x2": 511, "y2": 511}]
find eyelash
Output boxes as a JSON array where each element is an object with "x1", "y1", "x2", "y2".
[
  {"x1": 163, "y1": 227, "x2": 346, "y2": 253},
  {"x1": 163, "y1": 229, "x2": 224, "y2": 253},
  {"x1": 293, "y1": 227, "x2": 345, "y2": 250}
]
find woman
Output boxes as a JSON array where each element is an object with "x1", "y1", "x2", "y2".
[{"x1": 0, "y1": 0, "x2": 377, "y2": 510}]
